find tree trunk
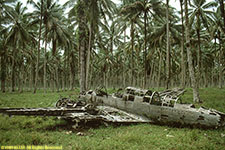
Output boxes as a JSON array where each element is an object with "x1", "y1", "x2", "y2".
[
  {"x1": 131, "y1": 20, "x2": 134, "y2": 86},
  {"x1": 103, "y1": 71, "x2": 106, "y2": 88},
  {"x1": 218, "y1": 31, "x2": 223, "y2": 88},
  {"x1": 34, "y1": 0, "x2": 43, "y2": 94},
  {"x1": 51, "y1": 75, "x2": 54, "y2": 92},
  {"x1": 85, "y1": 24, "x2": 92, "y2": 90},
  {"x1": 43, "y1": 27, "x2": 47, "y2": 93},
  {"x1": 78, "y1": 0, "x2": 88, "y2": 92},
  {"x1": 144, "y1": 10, "x2": 147, "y2": 88},
  {"x1": 70, "y1": 68, "x2": 74, "y2": 91},
  {"x1": 62, "y1": 56, "x2": 66, "y2": 91},
  {"x1": 219, "y1": 0, "x2": 225, "y2": 33},
  {"x1": 184, "y1": 0, "x2": 201, "y2": 103},
  {"x1": 166, "y1": 0, "x2": 170, "y2": 89},
  {"x1": 157, "y1": 50, "x2": 162, "y2": 88},
  {"x1": 55, "y1": 67, "x2": 59, "y2": 92},
  {"x1": 69, "y1": 53, "x2": 74, "y2": 90},
  {"x1": 1, "y1": 51, "x2": 6, "y2": 93},
  {"x1": 149, "y1": 59, "x2": 154, "y2": 88},
  {"x1": 66, "y1": 49, "x2": 70, "y2": 90},
  {"x1": 19, "y1": 59, "x2": 24, "y2": 93},
  {"x1": 11, "y1": 51, "x2": 16, "y2": 92},
  {"x1": 122, "y1": 26, "x2": 126, "y2": 88},
  {"x1": 196, "y1": 14, "x2": 201, "y2": 88},
  {"x1": 204, "y1": 68, "x2": 208, "y2": 88},
  {"x1": 180, "y1": 0, "x2": 186, "y2": 88}
]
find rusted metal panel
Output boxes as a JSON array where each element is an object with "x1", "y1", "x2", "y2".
[{"x1": 0, "y1": 87, "x2": 224, "y2": 129}]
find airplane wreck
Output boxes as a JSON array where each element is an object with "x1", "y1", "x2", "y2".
[{"x1": 0, "y1": 87, "x2": 224, "y2": 129}]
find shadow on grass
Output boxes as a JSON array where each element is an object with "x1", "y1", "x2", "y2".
[{"x1": 42, "y1": 119, "x2": 153, "y2": 133}]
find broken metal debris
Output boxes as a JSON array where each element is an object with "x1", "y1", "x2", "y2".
[
  {"x1": 0, "y1": 87, "x2": 225, "y2": 129},
  {"x1": 79, "y1": 87, "x2": 225, "y2": 128}
]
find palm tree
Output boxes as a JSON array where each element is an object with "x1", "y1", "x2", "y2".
[
  {"x1": 147, "y1": 9, "x2": 180, "y2": 87},
  {"x1": 217, "y1": 0, "x2": 225, "y2": 32},
  {"x1": 41, "y1": 0, "x2": 65, "y2": 93},
  {"x1": 189, "y1": 0, "x2": 217, "y2": 86},
  {"x1": 28, "y1": 0, "x2": 44, "y2": 93},
  {"x1": 85, "y1": 0, "x2": 117, "y2": 89},
  {"x1": 47, "y1": 15, "x2": 72, "y2": 92},
  {"x1": 166, "y1": 0, "x2": 170, "y2": 89},
  {"x1": 0, "y1": 32, "x2": 7, "y2": 93},
  {"x1": 211, "y1": 7, "x2": 225, "y2": 88},
  {"x1": 184, "y1": 0, "x2": 201, "y2": 103},
  {"x1": 5, "y1": 2, "x2": 35, "y2": 92},
  {"x1": 119, "y1": 8, "x2": 140, "y2": 86},
  {"x1": 66, "y1": 0, "x2": 117, "y2": 91},
  {"x1": 179, "y1": 0, "x2": 186, "y2": 88},
  {"x1": 76, "y1": 0, "x2": 88, "y2": 92},
  {"x1": 120, "y1": 0, "x2": 165, "y2": 88},
  {"x1": 0, "y1": 0, "x2": 16, "y2": 92},
  {"x1": 0, "y1": 0, "x2": 16, "y2": 17}
]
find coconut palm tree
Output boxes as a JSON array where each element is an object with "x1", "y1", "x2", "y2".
[
  {"x1": 0, "y1": 0, "x2": 16, "y2": 17},
  {"x1": 211, "y1": 6, "x2": 225, "y2": 88},
  {"x1": 66, "y1": 0, "x2": 117, "y2": 91},
  {"x1": 189, "y1": 0, "x2": 217, "y2": 87},
  {"x1": 217, "y1": 0, "x2": 225, "y2": 32},
  {"x1": 166, "y1": 0, "x2": 170, "y2": 89},
  {"x1": 184, "y1": 0, "x2": 201, "y2": 102},
  {"x1": 28, "y1": 0, "x2": 44, "y2": 93},
  {"x1": 76, "y1": 0, "x2": 89, "y2": 92},
  {"x1": 179, "y1": 0, "x2": 186, "y2": 88},
  {"x1": 0, "y1": 31, "x2": 7, "y2": 93},
  {"x1": 120, "y1": 0, "x2": 165, "y2": 88},
  {"x1": 40, "y1": 0, "x2": 65, "y2": 93},
  {"x1": 0, "y1": 0, "x2": 16, "y2": 92},
  {"x1": 5, "y1": 2, "x2": 35, "y2": 92}
]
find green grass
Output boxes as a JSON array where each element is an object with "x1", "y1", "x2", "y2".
[{"x1": 0, "y1": 88, "x2": 225, "y2": 150}]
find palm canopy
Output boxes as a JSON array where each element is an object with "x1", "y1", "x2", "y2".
[
  {"x1": 0, "y1": 0, "x2": 16, "y2": 16},
  {"x1": 211, "y1": 3, "x2": 225, "y2": 36},
  {"x1": 5, "y1": 2, "x2": 35, "y2": 48},
  {"x1": 48, "y1": 16, "x2": 72, "y2": 55},
  {"x1": 67, "y1": 0, "x2": 117, "y2": 34},
  {"x1": 189, "y1": 0, "x2": 217, "y2": 32},
  {"x1": 120, "y1": 0, "x2": 165, "y2": 19}
]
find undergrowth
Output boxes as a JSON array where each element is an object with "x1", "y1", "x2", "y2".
[{"x1": 0, "y1": 88, "x2": 224, "y2": 150}]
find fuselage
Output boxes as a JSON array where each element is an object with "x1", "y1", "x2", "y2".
[{"x1": 82, "y1": 93, "x2": 225, "y2": 128}]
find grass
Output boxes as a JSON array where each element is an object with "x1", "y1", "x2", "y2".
[{"x1": 0, "y1": 88, "x2": 225, "y2": 150}]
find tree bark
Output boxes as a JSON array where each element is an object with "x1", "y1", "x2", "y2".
[
  {"x1": 196, "y1": 13, "x2": 201, "y2": 87},
  {"x1": 11, "y1": 51, "x2": 16, "y2": 92},
  {"x1": 43, "y1": 26, "x2": 47, "y2": 93},
  {"x1": 131, "y1": 20, "x2": 134, "y2": 86},
  {"x1": 122, "y1": 25, "x2": 126, "y2": 88},
  {"x1": 55, "y1": 67, "x2": 59, "y2": 92},
  {"x1": 19, "y1": 59, "x2": 24, "y2": 93},
  {"x1": 218, "y1": 31, "x2": 223, "y2": 88},
  {"x1": 144, "y1": 10, "x2": 147, "y2": 88},
  {"x1": 166, "y1": 0, "x2": 170, "y2": 89},
  {"x1": 62, "y1": 55, "x2": 66, "y2": 91},
  {"x1": 85, "y1": 24, "x2": 92, "y2": 90},
  {"x1": 70, "y1": 63, "x2": 74, "y2": 91},
  {"x1": 1, "y1": 50, "x2": 6, "y2": 93},
  {"x1": 219, "y1": 0, "x2": 225, "y2": 33},
  {"x1": 180, "y1": 0, "x2": 186, "y2": 88},
  {"x1": 77, "y1": 0, "x2": 88, "y2": 92},
  {"x1": 34, "y1": 0, "x2": 43, "y2": 94},
  {"x1": 157, "y1": 50, "x2": 162, "y2": 88},
  {"x1": 184, "y1": 0, "x2": 201, "y2": 103}
]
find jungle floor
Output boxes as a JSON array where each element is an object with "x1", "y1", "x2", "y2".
[{"x1": 0, "y1": 88, "x2": 225, "y2": 150}]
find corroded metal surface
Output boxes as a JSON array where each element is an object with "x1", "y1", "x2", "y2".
[
  {"x1": 80, "y1": 87, "x2": 225, "y2": 128},
  {"x1": 0, "y1": 87, "x2": 224, "y2": 129}
]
